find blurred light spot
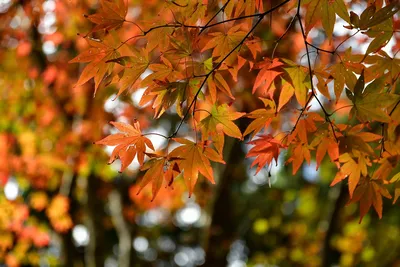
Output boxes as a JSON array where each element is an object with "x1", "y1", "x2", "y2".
[
  {"x1": 241, "y1": 180, "x2": 257, "y2": 194},
  {"x1": 43, "y1": 12, "x2": 56, "y2": 26},
  {"x1": 140, "y1": 208, "x2": 168, "y2": 227},
  {"x1": 128, "y1": 6, "x2": 141, "y2": 19},
  {"x1": 72, "y1": 224, "x2": 89, "y2": 246},
  {"x1": 133, "y1": 236, "x2": 148, "y2": 253},
  {"x1": 146, "y1": 126, "x2": 168, "y2": 150},
  {"x1": 228, "y1": 260, "x2": 246, "y2": 267},
  {"x1": 43, "y1": 0, "x2": 56, "y2": 12},
  {"x1": 42, "y1": 41, "x2": 56, "y2": 55},
  {"x1": 7, "y1": 38, "x2": 18, "y2": 48},
  {"x1": 4, "y1": 178, "x2": 19, "y2": 201},
  {"x1": 303, "y1": 162, "x2": 319, "y2": 183},
  {"x1": 104, "y1": 257, "x2": 118, "y2": 267},
  {"x1": 176, "y1": 203, "x2": 201, "y2": 226},
  {"x1": 0, "y1": 0, "x2": 11, "y2": 13},
  {"x1": 250, "y1": 169, "x2": 269, "y2": 185},
  {"x1": 253, "y1": 218, "x2": 269, "y2": 235},
  {"x1": 104, "y1": 94, "x2": 120, "y2": 112},
  {"x1": 157, "y1": 236, "x2": 176, "y2": 252},
  {"x1": 131, "y1": 88, "x2": 145, "y2": 107},
  {"x1": 143, "y1": 248, "x2": 157, "y2": 261},
  {"x1": 10, "y1": 16, "x2": 21, "y2": 29},
  {"x1": 227, "y1": 240, "x2": 248, "y2": 264},
  {"x1": 174, "y1": 252, "x2": 189, "y2": 266},
  {"x1": 193, "y1": 247, "x2": 206, "y2": 265}
]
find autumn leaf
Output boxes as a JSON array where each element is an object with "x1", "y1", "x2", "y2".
[
  {"x1": 137, "y1": 156, "x2": 180, "y2": 201},
  {"x1": 288, "y1": 143, "x2": 312, "y2": 175},
  {"x1": 390, "y1": 173, "x2": 400, "y2": 204},
  {"x1": 277, "y1": 79, "x2": 295, "y2": 111},
  {"x1": 85, "y1": 0, "x2": 128, "y2": 33},
  {"x1": 283, "y1": 60, "x2": 311, "y2": 107},
  {"x1": 243, "y1": 98, "x2": 276, "y2": 138},
  {"x1": 329, "y1": 62, "x2": 357, "y2": 101},
  {"x1": 169, "y1": 138, "x2": 225, "y2": 196},
  {"x1": 207, "y1": 72, "x2": 235, "y2": 103},
  {"x1": 246, "y1": 134, "x2": 286, "y2": 174},
  {"x1": 111, "y1": 48, "x2": 149, "y2": 96},
  {"x1": 252, "y1": 58, "x2": 284, "y2": 96},
  {"x1": 69, "y1": 37, "x2": 120, "y2": 93},
  {"x1": 95, "y1": 121, "x2": 154, "y2": 171},
  {"x1": 140, "y1": 80, "x2": 187, "y2": 118},
  {"x1": 201, "y1": 24, "x2": 247, "y2": 59},
  {"x1": 347, "y1": 70, "x2": 400, "y2": 122},
  {"x1": 331, "y1": 152, "x2": 373, "y2": 198},
  {"x1": 338, "y1": 124, "x2": 382, "y2": 156},
  {"x1": 200, "y1": 103, "x2": 245, "y2": 140},
  {"x1": 310, "y1": 133, "x2": 339, "y2": 170},
  {"x1": 349, "y1": 178, "x2": 391, "y2": 222}
]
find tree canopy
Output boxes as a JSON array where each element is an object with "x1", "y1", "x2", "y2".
[{"x1": 1, "y1": 0, "x2": 400, "y2": 266}]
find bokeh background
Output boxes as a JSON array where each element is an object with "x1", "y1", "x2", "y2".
[{"x1": 1, "y1": 0, "x2": 400, "y2": 266}]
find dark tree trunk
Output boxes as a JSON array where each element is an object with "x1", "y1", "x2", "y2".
[
  {"x1": 204, "y1": 137, "x2": 246, "y2": 266},
  {"x1": 85, "y1": 173, "x2": 106, "y2": 267},
  {"x1": 322, "y1": 182, "x2": 347, "y2": 266}
]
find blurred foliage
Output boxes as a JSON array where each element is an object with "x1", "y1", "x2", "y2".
[{"x1": 0, "y1": 0, "x2": 399, "y2": 267}]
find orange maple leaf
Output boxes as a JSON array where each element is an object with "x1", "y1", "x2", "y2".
[
  {"x1": 252, "y1": 58, "x2": 284, "y2": 96},
  {"x1": 348, "y1": 178, "x2": 391, "y2": 222},
  {"x1": 86, "y1": 0, "x2": 127, "y2": 33},
  {"x1": 169, "y1": 138, "x2": 225, "y2": 196},
  {"x1": 69, "y1": 37, "x2": 119, "y2": 94},
  {"x1": 246, "y1": 134, "x2": 286, "y2": 174},
  {"x1": 137, "y1": 156, "x2": 180, "y2": 201},
  {"x1": 95, "y1": 121, "x2": 154, "y2": 171}
]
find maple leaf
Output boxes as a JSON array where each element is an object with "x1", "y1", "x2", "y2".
[
  {"x1": 137, "y1": 156, "x2": 180, "y2": 201},
  {"x1": 200, "y1": 103, "x2": 245, "y2": 141},
  {"x1": 310, "y1": 132, "x2": 339, "y2": 170},
  {"x1": 338, "y1": 124, "x2": 382, "y2": 157},
  {"x1": 95, "y1": 121, "x2": 154, "y2": 171},
  {"x1": 329, "y1": 62, "x2": 357, "y2": 101},
  {"x1": 282, "y1": 60, "x2": 311, "y2": 107},
  {"x1": 69, "y1": 37, "x2": 120, "y2": 93},
  {"x1": 304, "y1": 0, "x2": 349, "y2": 41},
  {"x1": 140, "y1": 80, "x2": 188, "y2": 118},
  {"x1": 277, "y1": 79, "x2": 295, "y2": 111},
  {"x1": 289, "y1": 112, "x2": 325, "y2": 144},
  {"x1": 330, "y1": 152, "x2": 371, "y2": 198},
  {"x1": 243, "y1": 98, "x2": 276, "y2": 138},
  {"x1": 252, "y1": 58, "x2": 284, "y2": 96},
  {"x1": 109, "y1": 48, "x2": 149, "y2": 96},
  {"x1": 85, "y1": 0, "x2": 128, "y2": 33},
  {"x1": 201, "y1": 24, "x2": 247, "y2": 59},
  {"x1": 207, "y1": 72, "x2": 235, "y2": 103},
  {"x1": 169, "y1": 138, "x2": 225, "y2": 196},
  {"x1": 348, "y1": 178, "x2": 392, "y2": 223},
  {"x1": 288, "y1": 143, "x2": 312, "y2": 175},
  {"x1": 390, "y1": 173, "x2": 400, "y2": 204},
  {"x1": 246, "y1": 134, "x2": 286, "y2": 174},
  {"x1": 347, "y1": 70, "x2": 400, "y2": 122}
]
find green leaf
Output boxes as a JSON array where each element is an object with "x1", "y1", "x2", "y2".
[
  {"x1": 332, "y1": 0, "x2": 350, "y2": 23},
  {"x1": 365, "y1": 3, "x2": 399, "y2": 28},
  {"x1": 284, "y1": 66, "x2": 310, "y2": 107},
  {"x1": 200, "y1": 104, "x2": 245, "y2": 139},
  {"x1": 353, "y1": 93, "x2": 400, "y2": 122},
  {"x1": 322, "y1": 0, "x2": 335, "y2": 40},
  {"x1": 359, "y1": 5, "x2": 376, "y2": 30},
  {"x1": 353, "y1": 69, "x2": 365, "y2": 97}
]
